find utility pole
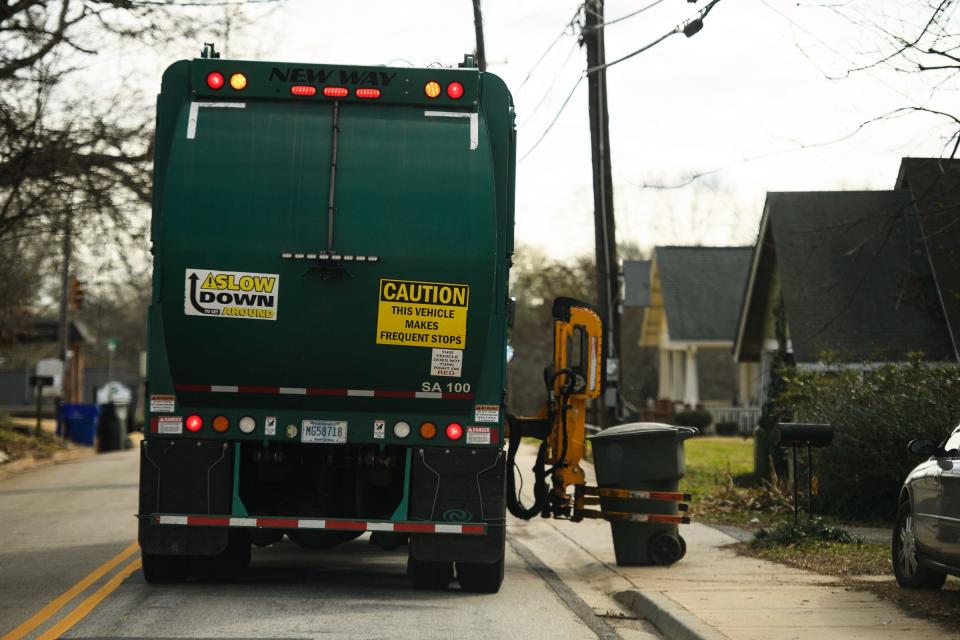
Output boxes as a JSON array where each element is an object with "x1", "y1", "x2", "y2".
[
  {"x1": 58, "y1": 215, "x2": 72, "y2": 403},
  {"x1": 472, "y1": 0, "x2": 487, "y2": 71},
  {"x1": 583, "y1": 0, "x2": 621, "y2": 426}
]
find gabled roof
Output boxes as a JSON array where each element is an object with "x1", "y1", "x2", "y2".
[
  {"x1": 897, "y1": 157, "x2": 960, "y2": 361},
  {"x1": 654, "y1": 246, "x2": 753, "y2": 342},
  {"x1": 735, "y1": 190, "x2": 954, "y2": 363}
]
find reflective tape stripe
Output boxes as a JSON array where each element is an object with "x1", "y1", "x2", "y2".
[
  {"x1": 174, "y1": 384, "x2": 474, "y2": 401},
  {"x1": 150, "y1": 514, "x2": 487, "y2": 535}
]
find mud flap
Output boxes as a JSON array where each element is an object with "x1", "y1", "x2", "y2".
[
  {"x1": 408, "y1": 447, "x2": 506, "y2": 563},
  {"x1": 138, "y1": 440, "x2": 233, "y2": 555}
]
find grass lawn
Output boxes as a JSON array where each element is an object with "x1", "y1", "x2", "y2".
[{"x1": 681, "y1": 435, "x2": 753, "y2": 499}]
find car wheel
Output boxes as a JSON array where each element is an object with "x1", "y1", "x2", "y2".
[{"x1": 892, "y1": 501, "x2": 946, "y2": 590}]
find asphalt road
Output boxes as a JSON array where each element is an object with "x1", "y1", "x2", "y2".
[{"x1": 0, "y1": 449, "x2": 657, "y2": 640}]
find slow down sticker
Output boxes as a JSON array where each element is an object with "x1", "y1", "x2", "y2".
[{"x1": 184, "y1": 268, "x2": 279, "y2": 321}]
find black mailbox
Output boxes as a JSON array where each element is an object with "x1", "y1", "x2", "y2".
[
  {"x1": 773, "y1": 423, "x2": 833, "y2": 448},
  {"x1": 29, "y1": 375, "x2": 54, "y2": 387}
]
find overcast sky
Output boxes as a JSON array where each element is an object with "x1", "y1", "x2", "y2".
[{"x1": 96, "y1": 0, "x2": 957, "y2": 259}]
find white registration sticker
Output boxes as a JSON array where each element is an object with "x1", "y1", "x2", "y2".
[{"x1": 301, "y1": 420, "x2": 348, "y2": 444}]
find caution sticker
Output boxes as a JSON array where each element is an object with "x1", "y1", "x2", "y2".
[
  {"x1": 157, "y1": 416, "x2": 183, "y2": 434},
  {"x1": 184, "y1": 268, "x2": 279, "y2": 321},
  {"x1": 466, "y1": 426, "x2": 492, "y2": 445},
  {"x1": 150, "y1": 394, "x2": 175, "y2": 413},
  {"x1": 374, "y1": 419, "x2": 385, "y2": 440},
  {"x1": 474, "y1": 404, "x2": 500, "y2": 423},
  {"x1": 376, "y1": 279, "x2": 469, "y2": 349},
  {"x1": 265, "y1": 416, "x2": 277, "y2": 436}
]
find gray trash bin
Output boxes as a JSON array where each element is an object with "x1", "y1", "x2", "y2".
[{"x1": 589, "y1": 422, "x2": 697, "y2": 566}]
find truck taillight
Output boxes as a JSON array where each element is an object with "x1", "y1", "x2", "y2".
[
  {"x1": 323, "y1": 86, "x2": 348, "y2": 97},
  {"x1": 212, "y1": 416, "x2": 230, "y2": 432},
  {"x1": 186, "y1": 415, "x2": 203, "y2": 432},
  {"x1": 424, "y1": 81, "x2": 441, "y2": 98},
  {"x1": 355, "y1": 88, "x2": 380, "y2": 99},
  {"x1": 446, "y1": 82, "x2": 464, "y2": 99},
  {"x1": 290, "y1": 85, "x2": 316, "y2": 96},
  {"x1": 420, "y1": 422, "x2": 437, "y2": 440},
  {"x1": 445, "y1": 423, "x2": 463, "y2": 440},
  {"x1": 206, "y1": 72, "x2": 224, "y2": 90}
]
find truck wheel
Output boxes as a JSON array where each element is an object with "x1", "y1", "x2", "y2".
[
  {"x1": 407, "y1": 555, "x2": 453, "y2": 590},
  {"x1": 892, "y1": 502, "x2": 946, "y2": 589},
  {"x1": 141, "y1": 551, "x2": 191, "y2": 584},
  {"x1": 456, "y1": 555, "x2": 504, "y2": 593}
]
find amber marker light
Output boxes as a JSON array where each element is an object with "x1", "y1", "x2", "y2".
[
  {"x1": 419, "y1": 422, "x2": 437, "y2": 440},
  {"x1": 229, "y1": 73, "x2": 247, "y2": 91},
  {"x1": 424, "y1": 81, "x2": 441, "y2": 98},
  {"x1": 212, "y1": 415, "x2": 230, "y2": 432}
]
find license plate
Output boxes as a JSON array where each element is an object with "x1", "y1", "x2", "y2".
[{"x1": 301, "y1": 420, "x2": 348, "y2": 444}]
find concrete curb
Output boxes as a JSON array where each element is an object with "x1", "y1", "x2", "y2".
[
  {"x1": 613, "y1": 589, "x2": 730, "y2": 640},
  {"x1": 0, "y1": 447, "x2": 95, "y2": 482}
]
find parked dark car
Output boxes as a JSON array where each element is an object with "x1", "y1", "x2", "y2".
[{"x1": 893, "y1": 424, "x2": 960, "y2": 589}]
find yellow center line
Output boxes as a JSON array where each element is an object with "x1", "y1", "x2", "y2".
[
  {"x1": 36, "y1": 557, "x2": 142, "y2": 640},
  {"x1": 2, "y1": 541, "x2": 139, "y2": 640}
]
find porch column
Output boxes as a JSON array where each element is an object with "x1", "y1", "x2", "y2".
[
  {"x1": 683, "y1": 346, "x2": 699, "y2": 407},
  {"x1": 658, "y1": 348, "x2": 671, "y2": 400},
  {"x1": 671, "y1": 350, "x2": 684, "y2": 402}
]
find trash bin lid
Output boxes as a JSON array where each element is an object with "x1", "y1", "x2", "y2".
[{"x1": 589, "y1": 422, "x2": 696, "y2": 441}]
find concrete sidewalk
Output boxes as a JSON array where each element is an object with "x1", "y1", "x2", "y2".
[{"x1": 515, "y1": 445, "x2": 950, "y2": 640}]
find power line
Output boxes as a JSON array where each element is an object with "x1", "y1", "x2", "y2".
[
  {"x1": 518, "y1": 74, "x2": 585, "y2": 162},
  {"x1": 583, "y1": 0, "x2": 668, "y2": 30},
  {"x1": 587, "y1": 0, "x2": 726, "y2": 74},
  {"x1": 518, "y1": 7, "x2": 582, "y2": 91}
]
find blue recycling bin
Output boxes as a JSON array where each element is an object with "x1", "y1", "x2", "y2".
[{"x1": 58, "y1": 404, "x2": 100, "y2": 446}]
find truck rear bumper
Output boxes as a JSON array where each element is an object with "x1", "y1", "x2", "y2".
[{"x1": 141, "y1": 513, "x2": 487, "y2": 535}]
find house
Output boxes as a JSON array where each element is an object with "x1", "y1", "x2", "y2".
[
  {"x1": 639, "y1": 246, "x2": 753, "y2": 421},
  {"x1": 0, "y1": 318, "x2": 93, "y2": 407},
  {"x1": 734, "y1": 163, "x2": 959, "y2": 401}
]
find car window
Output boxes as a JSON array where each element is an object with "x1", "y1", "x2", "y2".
[{"x1": 944, "y1": 428, "x2": 960, "y2": 456}]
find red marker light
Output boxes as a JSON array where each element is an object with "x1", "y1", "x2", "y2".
[
  {"x1": 186, "y1": 415, "x2": 203, "y2": 432},
  {"x1": 290, "y1": 85, "x2": 317, "y2": 96},
  {"x1": 355, "y1": 88, "x2": 381, "y2": 99},
  {"x1": 323, "y1": 86, "x2": 349, "y2": 97},
  {"x1": 206, "y1": 72, "x2": 225, "y2": 90},
  {"x1": 446, "y1": 82, "x2": 464, "y2": 99},
  {"x1": 445, "y1": 422, "x2": 463, "y2": 440}
]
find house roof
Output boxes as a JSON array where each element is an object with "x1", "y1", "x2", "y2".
[
  {"x1": 897, "y1": 157, "x2": 960, "y2": 361},
  {"x1": 735, "y1": 189, "x2": 954, "y2": 363},
  {"x1": 654, "y1": 246, "x2": 753, "y2": 342}
]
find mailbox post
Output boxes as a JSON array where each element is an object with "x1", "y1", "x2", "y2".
[
  {"x1": 28, "y1": 375, "x2": 54, "y2": 436},
  {"x1": 772, "y1": 423, "x2": 833, "y2": 524}
]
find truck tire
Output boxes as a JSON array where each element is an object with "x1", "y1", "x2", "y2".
[
  {"x1": 141, "y1": 551, "x2": 191, "y2": 584},
  {"x1": 892, "y1": 501, "x2": 946, "y2": 590},
  {"x1": 407, "y1": 555, "x2": 453, "y2": 590},
  {"x1": 456, "y1": 555, "x2": 504, "y2": 593}
]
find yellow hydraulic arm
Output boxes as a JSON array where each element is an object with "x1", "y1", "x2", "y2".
[{"x1": 505, "y1": 297, "x2": 603, "y2": 519}]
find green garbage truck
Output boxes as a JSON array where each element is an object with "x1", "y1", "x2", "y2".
[{"x1": 138, "y1": 47, "x2": 515, "y2": 592}]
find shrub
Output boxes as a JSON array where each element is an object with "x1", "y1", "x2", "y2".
[
  {"x1": 674, "y1": 410, "x2": 712, "y2": 430},
  {"x1": 777, "y1": 358, "x2": 960, "y2": 522},
  {"x1": 751, "y1": 518, "x2": 859, "y2": 549},
  {"x1": 716, "y1": 421, "x2": 740, "y2": 436}
]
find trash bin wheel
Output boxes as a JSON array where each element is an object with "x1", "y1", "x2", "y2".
[
  {"x1": 648, "y1": 533, "x2": 683, "y2": 566},
  {"x1": 456, "y1": 555, "x2": 505, "y2": 593},
  {"x1": 407, "y1": 555, "x2": 453, "y2": 590},
  {"x1": 678, "y1": 535, "x2": 687, "y2": 559},
  {"x1": 141, "y1": 551, "x2": 191, "y2": 584}
]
